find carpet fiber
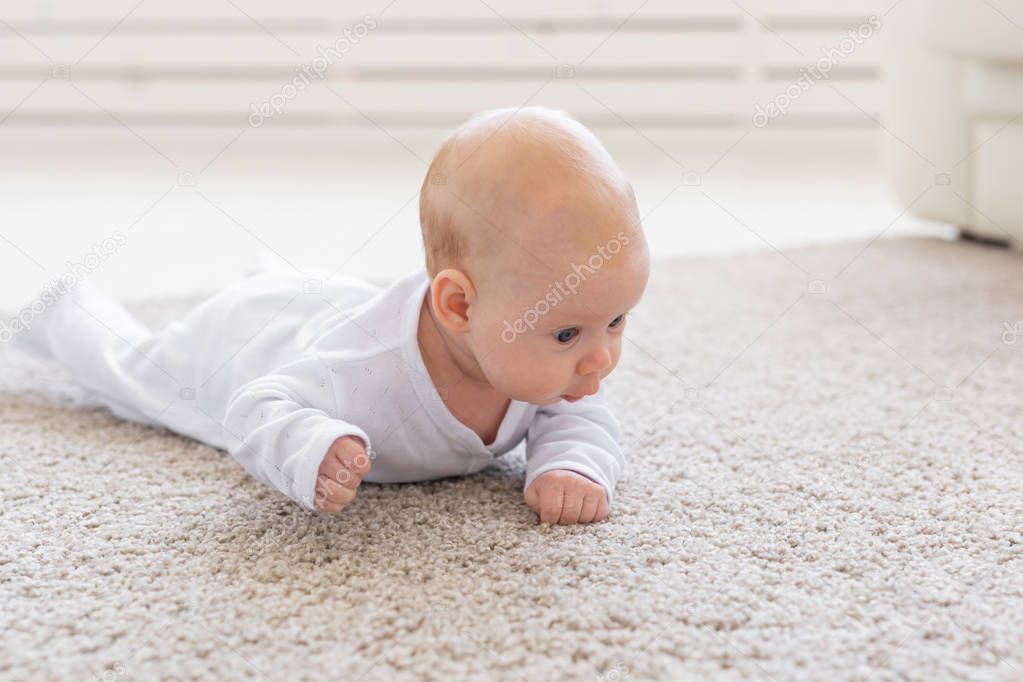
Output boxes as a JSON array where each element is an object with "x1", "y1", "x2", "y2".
[{"x1": 2, "y1": 237, "x2": 1022, "y2": 681}]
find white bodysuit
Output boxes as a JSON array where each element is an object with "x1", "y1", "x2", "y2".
[{"x1": 17, "y1": 268, "x2": 625, "y2": 511}]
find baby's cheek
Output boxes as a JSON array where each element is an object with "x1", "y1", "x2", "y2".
[
  {"x1": 491, "y1": 349, "x2": 557, "y2": 396},
  {"x1": 502, "y1": 348, "x2": 543, "y2": 382},
  {"x1": 483, "y1": 346, "x2": 526, "y2": 381}
]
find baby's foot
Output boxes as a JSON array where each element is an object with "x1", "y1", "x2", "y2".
[
  {"x1": 5, "y1": 282, "x2": 72, "y2": 360},
  {"x1": 314, "y1": 435, "x2": 372, "y2": 513},
  {"x1": 7, "y1": 278, "x2": 97, "y2": 361}
]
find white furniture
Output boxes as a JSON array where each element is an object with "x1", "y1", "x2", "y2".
[
  {"x1": 0, "y1": 1, "x2": 885, "y2": 131},
  {"x1": 884, "y1": 0, "x2": 1023, "y2": 244}
]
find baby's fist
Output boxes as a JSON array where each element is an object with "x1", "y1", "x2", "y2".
[
  {"x1": 524, "y1": 470, "x2": 609, "y2": 525},
  {"x1": 315, "y1": 435, "x2": 371, "y2": 513}
]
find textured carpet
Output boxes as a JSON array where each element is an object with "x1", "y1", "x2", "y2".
[{"x1": 2, "y1": 237, "x2": 1022, "y2": 681}]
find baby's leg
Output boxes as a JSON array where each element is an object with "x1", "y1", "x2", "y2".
[{"x1": 20, "y1": 279, "x2": 183, "y2": 429}]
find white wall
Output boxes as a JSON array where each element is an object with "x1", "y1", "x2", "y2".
[{"x1": 1, "y1": 1, "x2": 934, "y2": 310}]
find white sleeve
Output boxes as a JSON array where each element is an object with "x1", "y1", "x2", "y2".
[
  {"x1": 221, "y1": 354, "x2": 371, "y2": 512},
  {"x1": 523, "y1": 384, "x2": 625, "y2": 504}
]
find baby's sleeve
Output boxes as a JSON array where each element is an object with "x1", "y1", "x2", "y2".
[
  {"x1": 524, "y1": 384, "x2": 625, "y2": 504},
  {"x1": 221, "y1": 354, "x2": 370, "y2": 512}
]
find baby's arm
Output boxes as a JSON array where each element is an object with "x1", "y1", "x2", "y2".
[
  {"x1": 523, "y1": 385, "x2": 624, "y2": 525},
  {"x1": 222, "y1": 354, "x2": 372, "y2": 512}
]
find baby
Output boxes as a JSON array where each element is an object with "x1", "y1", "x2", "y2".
[{"x1": 13, "y1": 106, "x2": 649, "y2": 525}]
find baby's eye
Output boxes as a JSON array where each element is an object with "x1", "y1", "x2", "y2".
[
  {"x1": 609, "y1": 314, "x2": 626, "y2": 329},
  {"x1": 554, "y1": 327, "x2": 579, "y2": 344}
]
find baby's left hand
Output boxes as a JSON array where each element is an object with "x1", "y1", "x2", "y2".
[{"x1": 524, "y1": 469, "x2": 609, "y2": 525}]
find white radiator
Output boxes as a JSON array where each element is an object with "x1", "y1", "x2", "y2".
[{"x1": 0, "y1": 0, "x2": 886, "y2": 129}]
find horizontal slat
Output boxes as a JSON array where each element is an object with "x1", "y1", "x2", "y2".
[
  {"x1": 0, "y1": 31, "x2": 883, "y2": 71},
  {"x1": 2, "y1": 0, "x2": 888, "y2": 22},
  {"x1": 0, "y1": 110, "x2": 877, "y2": 129},
  {"x1": 0, "y1": 1, "x2": 741, "y2": 23},
  {"x1": 0, "y1": 34, "x2": 747, "y2": 68},
  {"x1": 1, "y1": 17, "x2": 748, "y2": 34},
  {"x1": 0, "y1": 15, "x2": 892, "y2": 36},
  {"x1": 757, "y1": 0, "x2": 885, "y2": 16},
  {"x1": 0, "y1": 79, "x2": 881, "y2": 119},
  {"x1": 0, "y1": 64, "x2": 880, "y2": 84},
  {"x1": 0, "y1": 80, "x2": 745, "y2": 113},
  {"x1": 762, "y1": 31, "x2": 884, "y2": 66},
  {"x1": 1, "y1": 16, "x2": 891, "y2": 35},
  {"x1": 0, "y1": 65, "x2": 749, "y2": 82},
  {"x1": 2, "y1": 17, "x2": 890, "y2": 36},
  {"x1": 751, "y1": 82, "x2": 881, "y2": 119}
]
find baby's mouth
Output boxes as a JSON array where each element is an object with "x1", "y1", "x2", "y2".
[{"x1": 560, "y1": 394, "x2": 583, "y2": 403}]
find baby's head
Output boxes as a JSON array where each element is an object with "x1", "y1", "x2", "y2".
[{"x1": 419, "y1": 106, "x2": 649, "y2": 405}]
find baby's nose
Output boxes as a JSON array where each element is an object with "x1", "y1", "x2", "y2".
[{"x1": 578, "y1": 346, "x2": 613, "y2": 376}]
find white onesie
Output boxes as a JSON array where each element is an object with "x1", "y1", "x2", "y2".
[{"x1": 16, "y1": 268, "x2": 625, "y2": 511}]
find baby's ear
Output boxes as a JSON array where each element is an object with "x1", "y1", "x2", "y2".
[{"x1": 430, "y1": 268, "x2": 475, "y2": 333}]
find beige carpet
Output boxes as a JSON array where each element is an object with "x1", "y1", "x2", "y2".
[{"x1": 2, "y1": 237, "x2": 1022, "y2": 681}]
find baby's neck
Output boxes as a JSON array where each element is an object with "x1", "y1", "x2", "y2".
[
  {"x1": 417, "y1": 291, "x2": 512, "y2": 445},
  {"x1": 416, "y1": 292, "x2": 491, "y2": 393}
]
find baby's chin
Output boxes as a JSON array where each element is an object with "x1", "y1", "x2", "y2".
[
  {"x1": 481, "y1": 368, "x2": 576, "y2": 405},
  {"x1": 519, "y1": 391, "x2": 574, "y2": 406},
  {"x1": 492, "y1": 382, "x2": 567, "y2": 406}
]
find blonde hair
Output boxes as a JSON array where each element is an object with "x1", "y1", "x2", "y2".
[{"x1": 418, "y1": 106, "x2": 636, "y2": 277}]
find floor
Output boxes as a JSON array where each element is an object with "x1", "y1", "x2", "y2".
[
  {"x1": 0, "y1": 127, "x2": 952, "y2": 309},
  {"x1": 2, "y1": 236, "x2": 1021, "y2": 681}
]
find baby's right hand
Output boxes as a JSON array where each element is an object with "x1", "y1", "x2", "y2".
[{"x1": 314, "y1": 435, "x2": 372, "y2": 513}]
